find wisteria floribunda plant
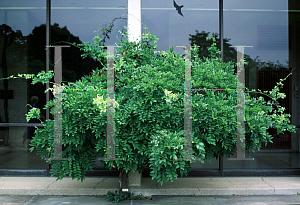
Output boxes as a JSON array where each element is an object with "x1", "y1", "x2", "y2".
[{"x1": 27, "y1": 27, "x2": 295, "y2": 185}]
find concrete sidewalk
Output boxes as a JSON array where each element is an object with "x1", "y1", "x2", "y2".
[
  {"x1": 2, "y1": 195, "x2": 300, "y2": 205},
  {"x1": 0, "y1": 177, "x2": 300, "y2": 196}
]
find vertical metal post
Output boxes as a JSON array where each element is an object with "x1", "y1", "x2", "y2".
[
  {"x1": 97, "y1": 46, "x2": 121, "y2": 161},
  {"x1": 219, "y1": 0, "x2": 224, "y2": 62},
  {"x1": 46, "y1": 0, "x2": 51, "y2": 121},
  {"x1": 184, "y1": 45, "x2": 192, "y2": 161},
  {"x1": 174, "y1": 45, "x2": 194, "y2": 161},
  {"x1": 45, "y1": 46, "x2": 70, "y2": 162},
  {"x1": 106, "y1": 46, "x2": 116, "y2": 160},
  {"x1": 53, "y1": 46, "x2": 62, "y2": 160},
  {"x1": 228, "y1": 46, "x2": 253, "y2": 161}
]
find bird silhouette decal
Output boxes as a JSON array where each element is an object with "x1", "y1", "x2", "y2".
[{"x1": 173, "y1": 0, "x2": 184, "y2": 17}]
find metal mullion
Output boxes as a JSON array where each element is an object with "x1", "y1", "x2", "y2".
[
  {"x1": 219, "y1": 0, "x2": 224, "y2": 175},
  {"x1": 219, "y1": 0, "x2": 224, "y2": 62},
  {"x1": 46, "y1": 0, "x2": 51, "y2": 176},
  {"x1": 0, "y1": 123, "x2": 42, "y2": 127},
  {"x1": 46, "y1": 0, "x2": 51, "y2": 121}
]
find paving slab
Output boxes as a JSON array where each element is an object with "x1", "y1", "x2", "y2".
[
  {"x1": 1, "y1": 195, "x2": 300, "y2": 205},
  {"x1": 0, "y1": 177, "x2": 119, "y2": 195},
  {"x1": 129, "y1": 177, "x2": 274, "y2": 196},
  {"x1": 0, "y1": 176, "x2": 299, "y2": 197},
  {"x1": 0, "y1": 177, "x2": 56, "y2": 195},
  {"x1": 262, "y1": 177, "x2": 300, "y2": 195},
  {"x1": 46, "y1": 177, "x2": 119, "y2": 195}
]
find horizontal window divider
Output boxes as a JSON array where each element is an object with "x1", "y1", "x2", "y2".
[{"x1": 0, "y1": 123, "x2": 43, "y2": 127}]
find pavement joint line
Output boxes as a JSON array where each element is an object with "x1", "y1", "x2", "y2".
[
  {"x1": 261, "y1": 177, "x2": 276, "y2": 194},
  {"x1": 231, "y1": 197, "x2": 238, "y2": 205},
  {"x1": 93, "y1": 178, "x2": 107, "y2": 189},
  {"x1": 45, "y1": 180, "x2": 56, "y2": 190},
  {"x1": 24, "y1": 195, "x2": 35, "y2": 205}
]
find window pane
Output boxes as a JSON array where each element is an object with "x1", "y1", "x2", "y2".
[
  {"x1": 142, "y1": 0, "x2": 219, "y2": 54},
  {"x1": 51, "y1": 0, "x2": 127, "y2": 82},
  {"x1": 0, "y1": 0, "x2": 46, "y2": 169},
  {"x1": 142, "y1": 0, "x2": 219, "y2": 170},
  {"x1": 51, "y1": 0, "x2": 127, "y2": 170},
  {"x1": 224, "y1": 0, "x2": 300, "y2": 169}
]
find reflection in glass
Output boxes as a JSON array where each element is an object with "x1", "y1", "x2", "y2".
[
  {"x1": 142, "y1": 0, "x2": 219, "y2": 170},
  {"x1": 142, "y1": 0, "x2": 218, "y2": 54},
  {"x1": 51, "y1": 0, "x2": 127, "y2": 83},
  {"x1": 0, "y1": 1, "x2": 46, "y2": 169},
  {"x1": 224, "y1": 0, "x2": 299, "y2": 169},
  {"x1": 49, "y1": 1, "x2": 127, "y2": 170}
]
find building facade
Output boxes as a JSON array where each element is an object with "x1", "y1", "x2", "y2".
[{"x1": 0, "y1": 0, "x2": 300, "y2": 176}]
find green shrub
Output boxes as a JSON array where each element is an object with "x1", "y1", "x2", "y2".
[{"x1": 28, "y1": 27, "x2": 295, "y2": 185}]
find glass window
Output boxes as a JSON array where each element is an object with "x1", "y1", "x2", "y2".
[
  {"x1": 142, "y1": 0, "x2": 219, "y2": 54},
  {"x1": 224, "y1": 0, "x2": 300, "y2": 169},
  {"x1": 142, "y1": 0, "x2": 219, "y2": 170},
  {"x1": 0, "y1": 0, "x2": 47, "y2": 169},
  {"x1": 1, "y1": 0, "x2": 299, "y2": 174},
  {"x1": 50, "y1": 0, "x2": 127, "y2": 170},
  {"x1": 51, "y1": 0, "x2": 127, "y2": 83}
]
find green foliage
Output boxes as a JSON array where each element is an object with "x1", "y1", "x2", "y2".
[
  {"x1": 148, "y1": 130, "x2": 205, "y2": 185},
  {"x1": 31, "y1": 70, "x2": 54, "y2": 84},
  {"x1": 26, "y1": 27, "x2": 295, "y2": 185},
  {"x1": 26, "y1": 105, "x2": 42, "y2": 122},
  {"x1": 105, "y1": 190, "x2": 151, "y2": 203}
]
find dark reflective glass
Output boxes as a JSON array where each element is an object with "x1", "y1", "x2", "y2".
[
  {"x1": 0, "y1": 0, "x2": 46, "y2": 169},
  {"x1": 224, "y1": 0, "x2": 300, "y2": 169},
  {"x1": 1, "y1": 0, "x2": 299, "y2": 174},
  {"x1": 51, "y1": 0, "x2": 127, "y2": 83},
  {"x1": 142, "y1": 0, "x2": 219, "y2": 169},
  {"x1": 50, "y1": 0, "x2": 127, "y2": 170},
  {"x1": 142, "y1": 0, "x2": 219, "y2": 54}
]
